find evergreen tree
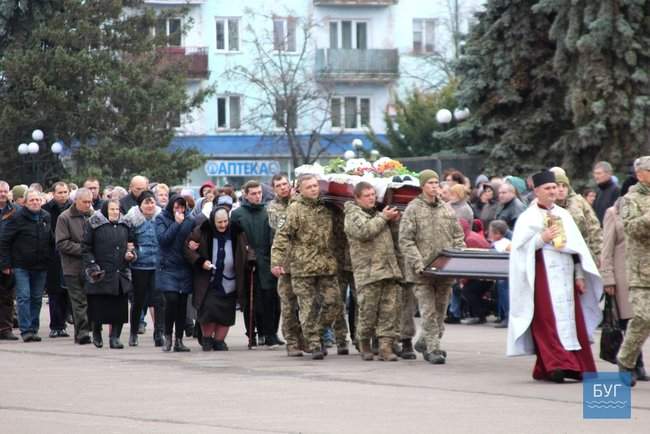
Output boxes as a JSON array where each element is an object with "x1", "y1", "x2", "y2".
[
  {"x1": 368, "y1": 81, "x2": 458, "y2": 157},
  {"x1": 0, "y1": 0, "x2": 212, "y2": 186},
  {"x1": 453, "y1": 0, "x2": 650, "y2": 181}
]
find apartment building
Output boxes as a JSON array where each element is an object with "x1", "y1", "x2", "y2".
[{"x1": 145, "y1": 0, "x2": 483, "y2": 185}]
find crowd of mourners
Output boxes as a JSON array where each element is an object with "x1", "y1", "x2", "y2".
[{"x1": 0, "y1": 157, "x2": 649, "y2": 385}]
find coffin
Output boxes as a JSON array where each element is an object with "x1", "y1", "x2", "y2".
[
  {"x1": 423, "y1": 248, "x2": 510, "y2": 279},
  {"x1": 319, "y1": 179, "x2": 421, "y2": 210}
]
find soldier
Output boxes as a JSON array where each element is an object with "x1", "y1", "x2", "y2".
[
  {"x1": 271, "y1": 174, "x2": 341, "y2": 360},
  {"x1": 344, "y1": 182, "x2": 402, "y2": 361},
  {"x1": 331, "y1": 206, "x2": 352, "y2": 355},
  {"x1": 399, "y1": 170, "x2": 465, "y2": 364},
  {"x1": 552, "y1": 170, "x2": 603, "y2": 261},
  {"x1": 617, "y1": 156, "x2": 650, "y2": 387},
  {"x1": 267, "y1": 174, "x2": 304, "y2": 357}
]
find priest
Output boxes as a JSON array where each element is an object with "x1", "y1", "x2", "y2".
[{"x1": 507, "y1": 170, "x2": 603, "y2": 382}]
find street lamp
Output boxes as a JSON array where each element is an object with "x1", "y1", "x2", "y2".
[
  {"x1": 436, "y1": 109, "x2": 453, "y2": 125},
  {"x1": 16, "y1": 129, "x2": 64, "y2": 184},
  {"x1": 436, "y1": 107, "x2": 471, "y2": 125}
]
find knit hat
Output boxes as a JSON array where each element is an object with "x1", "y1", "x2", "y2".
[
  {"x1": 636, "y1": 156, "x2": 650, "y2": 171},
  {"x1": 199, "y1": 181, "x2": 215, "y2": 197},
  {"x1": 419, "y1": 169, "x2": 439, "y2": 187},
  {"x1": 554, "y1": 172, "x2": 570, "y2": 187},
  {"x1": 11, "y1": 184, "x2": 28, "y2": 201},
  {"x1": 137, "y1": 190, "x2": 155, "y2": 207},
  {"x1": 474, "y1": 174, "x2": 489, "y2": 186}
]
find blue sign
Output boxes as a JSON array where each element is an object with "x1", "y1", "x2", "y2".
[
  {"x1": 583, "y1": 372, "x2": 631, "y2": 419},
  {"x1": 204, "y1": 160, "x2": 281, "y2": 177}
]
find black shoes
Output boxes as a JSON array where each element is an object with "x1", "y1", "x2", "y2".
[
  {"x1": 548, "y1": 369, "x2": 565, "y2": 383},
  {"x1": 162, "y1": 335, "x2": 172, "y2": 352},
  {"x1": 153, "y1": 331, "x2": 164, "y2": 347},
  {"x1": 185, "y1": 322, "x2": 194, "y2": 338},
  {"x1": 128, "y1": 334, "x2": 139, "y2": 347},
  {"x1": 201, "y1": 336, "x2": 215, "y2": 351},
  {"x1": 0, "y1": 330, "x2": 19, "y2": 340},
  {"x1": 213, "y1": 340, "x2": 229, "y2": 351},
  {"x1": 444, "y1": 316, "x2": 461, "y2": 324},
  {"x1": 174, "y1": 337, "x2": 190, "y2": 352},
  {"x1": 399, "y1": 339, "x2": 417, "y2": 360},
  {"x1": 425, "y1": 350, "x2": 446, "y2": 365},
  {"x1": 49, "y1": 329, "x2": 66, "y2": 338},
  {"x1": 78, "y1": 335, "x2": 92, "y2": 345},
  {"x1": 22, "y1": 332, "x2": 42, "y2": 342},
  {"x1": 311, "y1": 348, "x2": 325, "y2": 360},
  {"x1": 109, "y1": 337, "x2": 124, "y2": 349},
  {"x1": 93, "y1": 331, "x2": 103, "y2": 348}
]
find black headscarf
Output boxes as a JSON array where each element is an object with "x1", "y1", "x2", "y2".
[
  {"x1": 101, "y1": 199, "x2": 121, "y2": 221},
  {"x1": 165, "y1": 194, "x2": 187, "y2": 215}
]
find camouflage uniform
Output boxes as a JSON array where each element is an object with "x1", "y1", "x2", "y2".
[
  {"x1": 390, "y1": 219, "x2": 416, "y2": 341},
  {"x1": 267, "y1": 196, "x2": 304, "y2": 351},
  {"x1": 271, "y1": 195, "x2": 340, "y2": 352},
  {"x1": 399, "y1": 195, "x2": 465, "y2": 355},
  {"x1": 331, "y1": 206, "x2": 352, "y2": 346},
  {"x1": 344, "y1": 201, "x2": 403, "y2": 341},
  {"x1": 617, "y1": 181, "x2": 650, "y2": 369},
  {"x1": 557, "y1": 190, "x2": 602, "y2": 260}
]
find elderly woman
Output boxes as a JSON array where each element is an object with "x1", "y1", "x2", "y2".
[
  {"x1": 185, "y1": 207, "x2": 240, "y2": 351},
  {"x1": 82, "y1": 199, "x2": 136, "y2": 349},
  {"x1": 156, "y1": 194, "x2": 194, "y2": 352}
]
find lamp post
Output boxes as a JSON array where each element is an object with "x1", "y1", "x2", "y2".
[
  {"x1": 436, "y1": 107, "x2": 470, "y2": 127},
  {"x1": 16, "y1": 129, "x2": 64, "y2": 184},
  {"x1": 343, "y1": 138, "x2": 381, "y2": 161}
]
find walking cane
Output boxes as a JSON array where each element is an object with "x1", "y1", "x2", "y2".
[{"x1": 248, "y1": 264, "x2": 256, "y2": 350}]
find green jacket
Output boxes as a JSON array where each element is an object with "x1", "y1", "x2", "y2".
[
  {"x1": 231, "y1": 202, "x2": 276, "y2": 290},
  {"x1": 344, "y1": 201, "x2": 402, "y2": 287},
  {"x1": 271, "y1": 195, "x2": 337, "y2": 277},
  {"x1": 621, "y1": 183, "x2": 650, "y2": 288},
  {"x1": 398, "y1": 195, "x2": 465, "y2": 284}
]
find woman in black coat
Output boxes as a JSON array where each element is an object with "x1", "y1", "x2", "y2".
[
  {"x1": 185, "y1": 207, "x2": 240, "y2": 351},
  {"x1": 82, "y1": 199, "x2": 136, "y2": 349}
]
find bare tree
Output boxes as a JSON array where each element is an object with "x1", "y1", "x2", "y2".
[{"x1": 224, "y1": 9, "x2": 339, "y2": 169}]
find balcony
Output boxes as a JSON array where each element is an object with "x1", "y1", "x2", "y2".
[
  {"x1": 314, "y1": 0, "x2": 397, "y2": 6},
  {"x1": 315, "y1": 49, "x2": 399, "y2": 83},
  {"x1": 159, "y1": 46, "x2": 209, "y2": 80}
]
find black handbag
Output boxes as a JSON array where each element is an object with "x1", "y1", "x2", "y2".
[{"x1": 599, "y1": 294, "x2": 624, "y2": 365}]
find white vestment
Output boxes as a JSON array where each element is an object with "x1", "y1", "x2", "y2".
[{"x1": 506, "y1": 203, "x2": 603, "y2": 356}]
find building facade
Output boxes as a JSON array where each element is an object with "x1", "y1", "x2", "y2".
[{"x1": 145, "y1": 0, "x2": 484, "y2": 186}]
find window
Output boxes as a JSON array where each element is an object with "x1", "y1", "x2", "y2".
[
  {"x1": 329, "y1": 20, "x2": 367, "y2": 49},
  {"x1": 216, "y1": 18, "x2": 240, "y2": 52},
  {"x1": 154, "y1": 17, "x2": 182, "y2": 46},
  {"x1": 331, "y1": 97, "x2": 370, "y2": 129},
  {"x1": 275, "y1": 97, "x2": 297, "y2": 129},
  {"x1": 216, "y1": 96, "x2": 241, "y2": 129},
  {"x1": 413, "y1": 18, "x2": 436, "y2": 54},
  {"x1": 273, "y1": 18, "x2": 297, "y2": 52}
]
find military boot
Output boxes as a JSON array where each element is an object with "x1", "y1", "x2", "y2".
[
  {"x1": 286, "y1": 345, "x2": 303, "y2": 357},
  {"x1": 400, "y1": 338, "x2": 417, "y2": 360},
  {"x1": 378, "y1": 338, "x2": 399, "y2": 361},
  {"x1": 425, "y1": 350, "x2": 446, "y2": 365},
  {"x1": 359, "y1": 339, "x2": 374, "y2": 361}
]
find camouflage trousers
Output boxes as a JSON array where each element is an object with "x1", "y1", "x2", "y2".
[
  {"x1": 618, "y1": 287, "x2": 650, "y2": 369},
  {"x1": 292, "y1": 275, "x2": 341, "y2": 351},
  {"x1": 333, "y1": 270, "x2": 355, "y2": 345},
  {"x1": 356, "y1": 279, "x2": 400, "y2": 341},
  {"x1": 398, "y1": 283, "x2": 417, "y2": 340},
  {"x1": 414, "y1": 280, "x2": 453, "y2": 353},
  {"x1": 277, "y1": 274, "x2": 304, "y2": 350}
]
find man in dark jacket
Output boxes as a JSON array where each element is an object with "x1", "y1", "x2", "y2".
[
  {"x1": 0, "y1": 180, "x2": 18, "y2": 340},
  {"x1": 56, "y1": 188, "x2": 94, "y2": 344},
  {"x1": 231, "y1": 180, "x2": 280, "y2": 347},
  {"x1": 0, "y1": 189, "x2": 54, "y2": 342},
  {"x1": 83, "y1": 177, "x2": 105, "y2": 211},
  {"x1": 120, "y1": 175, "x2": 149, "y2": 214},
  {"x1": 496, "y1": 183, "x2": 526, "y2": 230},
  {"x1": 592, "y1": 161, "x2": 620, "y2": 225},
  {"x1": 42, "y1": 182, "x2": 72, "y2": 338}
]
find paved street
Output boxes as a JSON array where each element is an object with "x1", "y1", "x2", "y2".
[{"x1": 1, "y1": 309, "x2": 649, "y2": 433}]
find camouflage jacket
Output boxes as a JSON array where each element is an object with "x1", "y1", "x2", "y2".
[
  {"x1": 343, "y1": 201, "x2": 402, "y2": 287},
  {"x1": 621, "y1": 183, "x2": 650, "y2": 288},
  {"x1": 398, "y1": 195, "x2": 465, "y2": 284},
  {"x1": 558, "y1": 191, "x2": 603, "y2": 260},
  {"x1": 331, "y1": 205, "x2": 352, "y2": 273},
  {"x1": 271, "y1": 195, "x2": 337, "y2": 277},
  {"x1": 267, "y1": 195, "x2": 291, "y2": 272}
]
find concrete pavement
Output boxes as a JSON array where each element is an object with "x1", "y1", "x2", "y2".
[{"x1": 1, "y1": 309, "x2": 649, "y2": 433}]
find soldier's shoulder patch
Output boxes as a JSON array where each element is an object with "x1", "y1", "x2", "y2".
[{"x1": 277, "y1": 215, "x2": 287, "y2": 229}]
